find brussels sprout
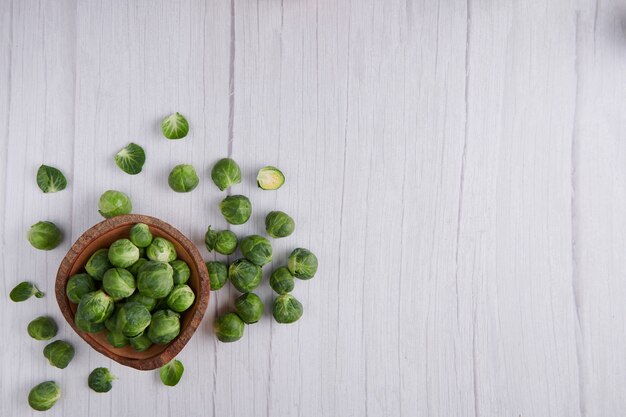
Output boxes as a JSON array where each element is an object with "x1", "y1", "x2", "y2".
[
  {"x1": 127, "y1": 292, "x2": 157, "y2": 312},
  {"x1": 160, "y1": 359, "x2": 184, "y2": 386},
  {"x1": 98, "y1": 190, "x2": 132, "y2": 218},
  {"x1": 166, "y1": 284, "x2": 195, "y2": 312},
  {"x1": 234, "y1": 293, "x2": 264, "y2": 324},
  {"x1": 206, "y1": 261, "x2": 228, "y2": 291},
  {"x1": 137, "y1": 261, "x2": 174, "y2": 298},
  {"x1": 43, "y1": 340, "x2": 75, "y2": 369},
  {"x1": 213, "y1": 312, "x2": 245, "y2": 343},
  {"x1": 240, "y1": 235, "x2": 273, "y2": 266},
  {"x1": 129, "y1": 223, "x2": 152, "y2": 247},
  {"x1": 74, "y1": 311, "x2": 105, "y2": 333},
  {"x1": 28, "y1": 381, "x2": 61, "y2": 411},
  {"x1": 257, "y1": 166, "x2": 285, "y2": 190},
  {"x1": 272, "y1": 294, "x2": 303, "y2": 323},
  {"x1": 76, "y1": 290, "x2": 115, "y2": 324},
  {"x1": 107, "y1": 330, "x2": 129, "y2": 348},
  {"x1": 128, "y1": 258, "x2": 148, "y2": 276},
  {"x1": 36, "y1": 165, "x2": 67, "y2": 193},
  {"x1": 9, "y1": 281, "x2": 44, "y2": 302},
  {"x1": 104, "y1": 307, "x2": 121, "y2": 333},
  {"x1": 270, "y1": 267, "x2": 295, "y2": 294},
  {"x1": 116, "y1": 302, "x2": 152, "y2": 337},
  {"x1": 128, "y1": 332, "x2": 153, "y2": 352},
  {"x1": 146, "y1": 237, "x2": 177, "y2": 262},
  {"x1": 265, "y1": 211, "x2": 295, "y2": 238},
  {"x1": 108, "y1": 239, "x2": 140, "y2": 268},
  {"x1": 102, "y1": 268, "x2": 136, "y2": 300},
  {"x1": 161, "y1": 112, "x2": 189, "y2": 139},
  {"x1": 147, "y1": 309, "x2": 181, "y2": 344},
  {"x1": 287, "y1": 248, "x2": 318, "y2": 279},
  {"x1": 170, "y1": 260, "x2": 191, "y2": 285},
  {"x1": 28, "y1": 316, "x2": 58, "y2": 340},
  {"x1": 229, "y1": 259, "x2": 263, "y2": 293},
  {"x1": 85, "y1": 248, "x2": 113, "y2": 280},
  {"x1": 88, "y1": 367, "x2": 116, "y2": 393},
  {"x1": 27, "y1": 221, "x2": 62, "y2": 250},
  {"x1": 219, "y1": 195, "x2": 252, "y2": 225},
  {"x1": 66, "y1": 273, "x2": 96, "y2": 304},
  {"x1": 138, "y1": 246, "x2": 146, "y2": 258},
  {"x1": 168, "y1": 164, "x2": 199, "y2": 192},
  {"x1": 211, "y1": 158, "x2": 241, "y2": 191},
  {"x1": 115, "y1": 142, "x2": 146, "y2": 175},
  {"x1": 204, "y1": 226, "x2": 238, "y2": 255}
]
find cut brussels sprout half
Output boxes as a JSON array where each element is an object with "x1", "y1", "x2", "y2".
[
  {"x1": 10, "y1": 281, "x2": 44, "y2": 302},
  {"x1": 36, "y1": 165, "x2": 67, "y2": 193},
  {"x1": 115, "y1": 143, "x2": 146, "y2": 175},
  {"x1": 27, "y1": 221, "x2": 62, "y2": 250},
  {"x1": 257, "y1": 166, "x2": 285, "y2": 190},
  {"x1": 160, "y1": 359, "x2": 184, "y2": 387},
  {"x1": 161, "y1": 112, "x2": 189, "y2": 139}
]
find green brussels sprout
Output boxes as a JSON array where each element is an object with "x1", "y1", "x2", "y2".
[
  {"x1": 138, "y1": 246, "x2": 146, "y2": 258},
  {"x1": 240, "y1": 235, "x2": 273, "y2": 266},
  {"x1": 76, "y1": 290, "x2": 115, "y2": 324},
  {"x1": 160, "y1": 359, "x2": 184, "y2": 386},
  {"x1": 115, "y1": 142, "x2": 146, "y2": 175},
  {"x1": 88, "y1": 367, "x2": 116, "y2": 393},
  {"x1": 27, "y1": 221, "x2": 62, "y2": 250},
  {"x1": 98, "y1": 190, "x2": 132, "y2": 218},
  {"x1": 265, "y1": 211, "x2": 295, "y2": 238},
  {"x1": 270, "y1": 267, "x2": 295, "y2": 294},
  {"x1": 204, "y1": 226, "x2": 238, "y2": 255},
  {"x1": 128, "y1": 258, "x2": 148, "y2": 276},
  {"x1": 43, "y1": 340, "x2": 75, "y2": 369},
  {"x1": 219, "y1": 195, "x2": 252, "y2": 225},
  {"x1": 147, "y1": 309, "x2": 181, "y2": 344},
  {"x1": 102, "y1": 268, "x2": 136, "y2": 300},
  {"x1": 161, "y1": 112, "x2": 189, "y2": 140},
  {"x1": 146, "y1": 237, "x2": 177, "y2": 262},
  {"x1": 28, "y1": 316, "x2": 58, "y2": 340},
  {"x1": 229, "y1": 259, "x2": 262, "y2": 293},
  {"x1": 128, "y1": 332, "x2": 153, "y2": 352},
  {"x1": 213, "y1": 312, "x2": 245, "y2": 342},
  {"x1": 168, "y1": 164, "x2": 199, "y2": 192},
  {"x1": 9, "y1": 281, "x2": 44, "y2": 302},
  {"x1": 206, "y1": 261, "x2": 228, "y2": 291},
  {"x1": 107, "y1": 330, "x2": 129, "y2": 348},
  {"x1": 116, "y1": 302, "x2": 152, "y2": 337},
  {"x1": 66, "y1": 273, "x2": 96, "y2": 304},
  {"x1": 36, "y1": 165, "x2": 67, "y2": 193},
  {"x1": 137, "y1": 261, "x2": 174, "y2": 298},
  {"x1": 107, "y1": 239, "x2": 140, "y2": 268},
  {"x1": 234, "y1": 293, "x2": 264, "y2": 324},
  {"x1": 28, "y1": 381, "x2": 61, "y2": 411},
  {"x1": 104, "y1": 306, "x2": 121, "y2": 333},
  {"x1": 287, "y1": 248, "x2": 318, "y2": 279},
  {"x1": 272, "y1": 294, "x2": 303, "y2": 323},
  {"x1": 85, "y1": 248, "x2": 113, "y2": 280},
  {"x1": 170, "y1": 259, "x2": 191, "y2": 285},
  {"x1": 257, "y1": 166, "x2": 285, "y2": 190},
  {"x1": 166, "y1": 284, "x2": 195, "y2": 312},
  {"x1": 129, "y1": 223, "x2": 152, "y2": 247},
  {"x1": 211, "y1": 158, "x2": 242, "y2": 191},
  {"x1": 74, "y1": 311, "x2": 105, "y2": 333},
  {"x1": 126, "y1": 292, "x2": 157, "y2": 312}
]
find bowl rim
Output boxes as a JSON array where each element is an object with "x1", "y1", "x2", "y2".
[{"x1": 55, "y1": 214, "x2": 210, "y2": 370}]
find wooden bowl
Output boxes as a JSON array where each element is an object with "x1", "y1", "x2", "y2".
[{"x1": 55, "y1": 214, "x2": 210, "y2": 370}]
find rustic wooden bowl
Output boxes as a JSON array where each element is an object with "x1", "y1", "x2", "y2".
[{"x1": 55, "y1": 214, "x2": 210, "y2": 370}]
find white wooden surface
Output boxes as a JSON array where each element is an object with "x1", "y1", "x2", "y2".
[{"x1": 1, "y1": 1, "x2": 625, "y2": 416}]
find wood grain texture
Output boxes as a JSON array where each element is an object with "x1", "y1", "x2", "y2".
[{"x1": 1, "y1": 0, "x2": 625, "y2": 416}]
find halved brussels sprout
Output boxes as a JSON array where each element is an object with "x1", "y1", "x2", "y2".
[
  {"x1": 115, "y1": 142, "x2": 146, "y2": 175},
  {"x1": 146, "y1": 237, "x2": 177, "y2": 262},
  {"x1": 204, "y1": 226, "x2": 238, "y2": 255},
  {"x1": 106, "y1": 330, "x2": 129, "y2": 348},
  {"x1": 10, "y1": 281, "x2": 44, "y2": 302},
  {"x1": 28, "y1": 381, "x2": 61, "y2": 411},
  {"x1": 170, "y1": 259, "x2": 190, "y2": 285},
  {"x1": 287, "y1": 248, "x2": 318, "y2": 279},
  {"x1": 240, "y1": 235, "x2": 273, "y2": 266},
  {"x1": 116, "y1": 302, "x2": 152, "y2": 337},
  {"x1": 229, "y1": 259, "x2": 262, "y2": 293},
  {"x1": 129, "y1": 223, "x2": 152, "y2": 247},
  {"x1": 161, "y1": 112, "x2": 189, "y2": 140},
  {"x1": 257, "y1": 166, "x2": 285, "y2": 190},
  {"x1": 234, "y1": 293, "x2": 263, "y2": 324},
  {"x1": 147, "y1": 309, "x2": 181, "y2": 344},
  {"x1": 213, "y1": 312, "x2": 245, "y2": 342},
  {"x1": 168, "y1": 164, "x2": 199, "y2": 192},
  {"x1": 36, "y1": 165, "x2": 67, "y2": 193},
  {"x1": 85, "y1": 248, "x2": 112, "y2": 280},
  {"x1": 28, "y1": 316, "x2": 58, "y2": 340},
  {"x1": 265, "y1": 211, "x2": 295, "y2": 238},
  {"x1": 88, "y1": 367, "x2": 116, "y2": 393},
  {"x1": 43, "y1": 340, "x2": 75, "y2": 369},
  {"x1": 167, "y1": 284, "x2": 195, "y2": 312},
  {"x1": 98, "y1": 190, "x2": 132, "y2": 218},
  {"x1": 219, "y1": 195, "x2": 252, "y2": 225},
  {"x1": 270, "y1": 267, "x2": 295, "y2": 294},
  {"x1": 27, "y1": 221, "x2": 62, "y2": 250},
  {"x1": 137, "y1": 261, "x2": 174, "y2": 298},
  {"x1": 211, "y1": 158, "x2": 241, "y2": 191},
  {"x1": 272, "y1": 294, "x2": 303, "y2": 324},
  {"x1": 206, "y1": 261, "x2": 228, "y2": 291},
  {"x1": 128, "y1": 332, "x2": 153, "y2": 352},
  {"x1": 66, "y1": 273, "x2": 96, "y2": 304},
  {"x1": 76, "y1": 290, "x2": 115, "y2": 324},
  {"x1": 160, "y1": 359, "x2": 184, "y2": 386},
  {"x1": 102, "y1": 268, "x2": 136, "y2": 300},
  {"x1": 108, "y1": 239, "x2": 140, "y2": 268}
]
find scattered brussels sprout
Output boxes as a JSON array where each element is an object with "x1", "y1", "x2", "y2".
[
  {"x1": 128, "y1": 333, "x2": 153, "y2": 352},
  {"x1": 265, "y1": 211, "x2": 295, "y2": 238},
  {"x1": 229, "y1": 259, "x2": 262, "y2": 293},
  {"x1": 28, "y1": 316, "x2": 58, "y2": 340},
  {"x1": 126, "y1": 292, "x2": 157, "y2": 312},
  {"x1": 160, "y1": 359, "x2": 184, "y2": 387},
  {"x1": 108, "y1": 239, "x2": 140, "y2": 268},
  {"x1": 168, "y1": 164, "x2": 199, "y2": 193},
  {"x1": 103, "y1": 268, "x2": 136, "y2": 300},
  {"x1": 273, "y1": 294, "x2": 303, "y2": 324},
  {"x1": 167, "y1": 284, "x2": 195, "y2": 312},
  {"x1": 270, "y1": 267, "x2": 295, "y2": 294},
  {"x1": 240, "y1": 235, "x2": 273, "y2": 266},
  {"x1": 146, "y1": 237, "x2": 177, "y2": 262},
  {"x1": 117, "y1": 302, "x2": 152, "y2": 337},
  {"x1": 211, "y1": 158, "x2": 242, "y2": 191},
  {"x1": 204, "y1": 226, "x2": 238, "y2": 255},
  {"x1": 206, "y1": 261, "x2": 228, "y2": 291},
  {"x1": 43, "y1": 340, "x2": 75, "y2": 369},
  {"x1": 129, "y1": 223, "x2": 152, "y2": 247},
  {"x1": 66, "y1": 273, "x2": 96, "y2": 304},
  {"x1": 88, "y1": 367, "x2": 116, "y2": 393},
  {"x1": 36, "y1": 165, "x2": 67, "y2": 193},
  {"x1": 27, "y1": 221, "x2": 62, "y2": 250},
  {"x1": 28, "y1": 381, "x2": 61, "y2": 411},
  {"x1": 214, "y1": 312, "x2": 245, "y2": 343},
  {"x1": 161, "y1": 112, "x2": 189, "y2": 140},
  {"x1": 147, "y1": 309, "x2": 181, "y2": 344},
  {"x1": 137, "y1": 261, "x2": 174, "y2": 298},
  {"x1": 85, "y1": 248, "x2": 113, "y2": 280},
  {"x1": 287, "y1": 248, "x2": 318, "y2": 279},
  {"x1": 74, "y1": 311, "x2": 105, "y2": 333},
  {"x1": 219, "y1": 195, "x2": 252, "y2": 225},
  {"x1": 257, "y1": 166, "x2": 285, "y2": 190},
  {"x1": 107, "y1": 330, "x2": 129, "y2": 348},
  {"x1": 9, "y1": 281, "x2": 44, "y2": 302},
  {"x1": 76, "y1": 290, "x2": 115, "y2": 324},
  {"x1": 98, "y1": 190, "x2": 132, "y2": 218},
  {"x1": 234, "y1": 293, "x2": 264, "y2": 324},
  {"x1": 115, "y1": 142, "x2": 146, "y2": 175},
  {"x1": 170, "y1": 259, "x2": 190, "y2": 285},
  {"x1": 128, "y1": 258, "x2": 148, "y2": 276}
]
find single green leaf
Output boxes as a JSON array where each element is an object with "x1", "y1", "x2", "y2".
[
  {"x1": 36, "y1": 165, "x2": 67, "y2": 193},
  {"x1": 115, "y1": 143, "x2": 146, "y2": 175},
  {"x1": 161, "y1": 112, "x2": 189, "y2": 140},
  {"x1": 9, "y1": 281, "x2": 44, "y2": 302},
  {"x1": 160, "y1": 359, "x2": 184, "y2": 386}
]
